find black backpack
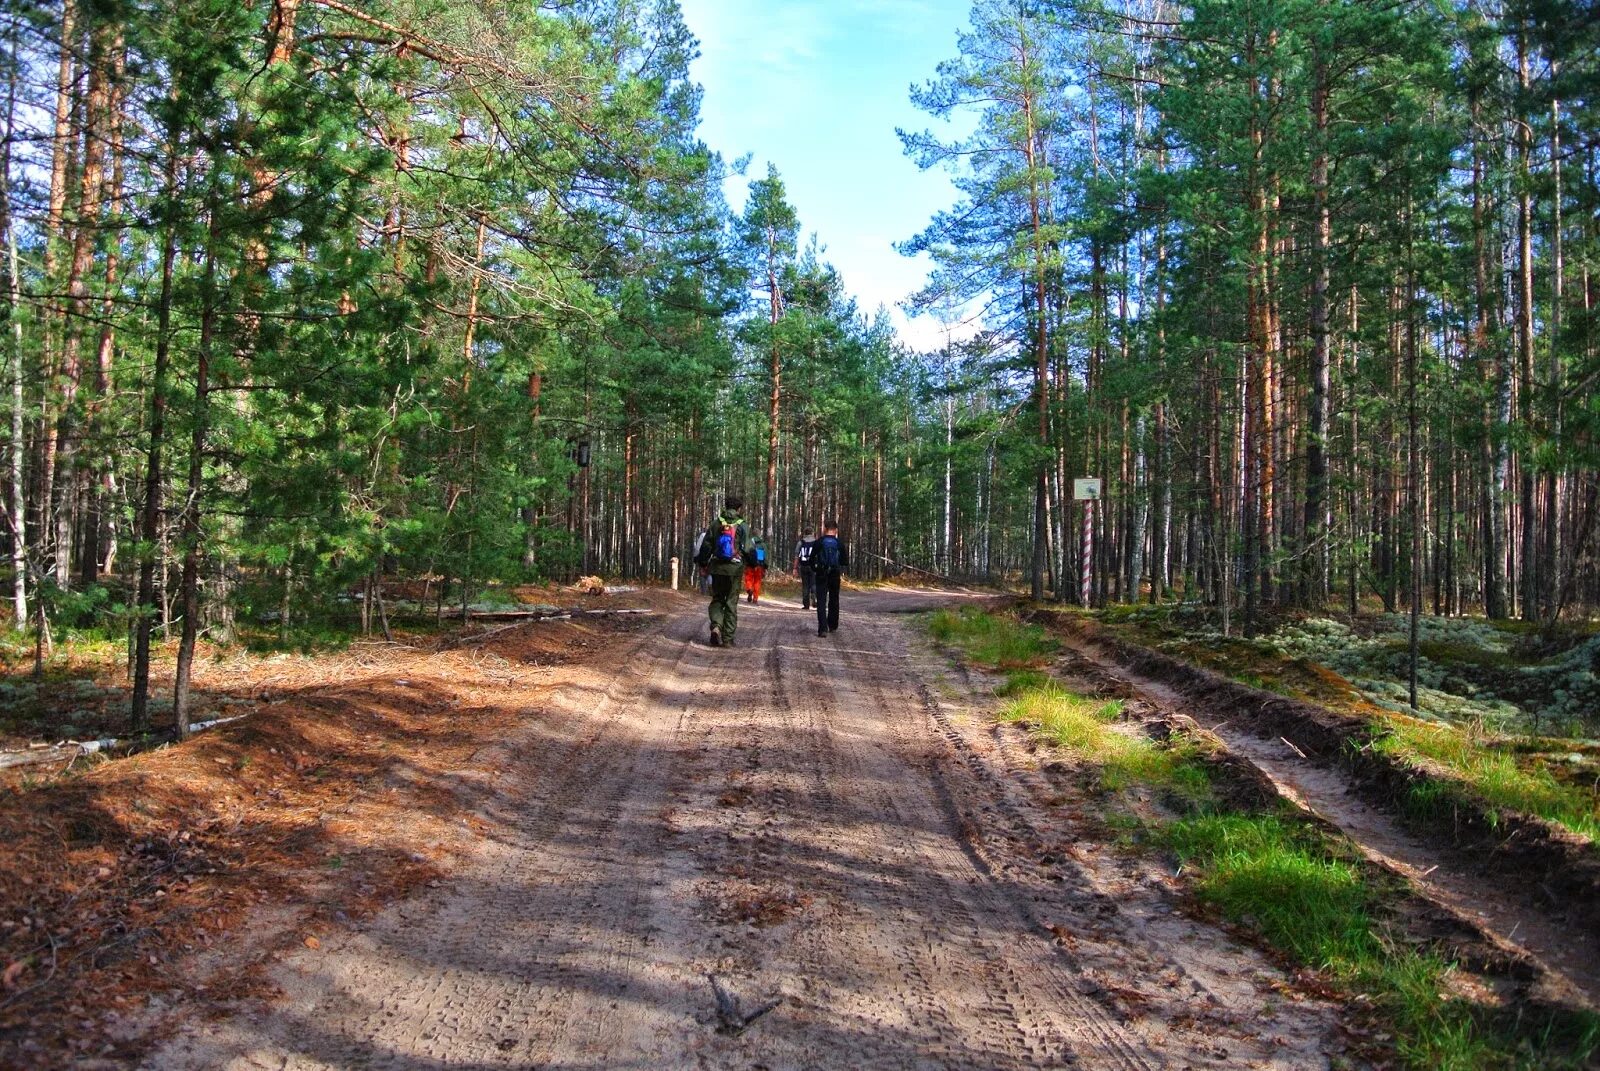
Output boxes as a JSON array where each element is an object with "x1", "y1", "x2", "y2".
[
  {"x1": 814, "y1": 535, "x2": 841, "y2": 572},
  {"x1": 797, "y1": 540, "x2": 815, "y2": 566}
]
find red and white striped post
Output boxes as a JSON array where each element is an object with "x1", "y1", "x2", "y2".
[
  {"x1": 1073, "y1": 478, "x2": 1100, "y2": 608},
  {"x1": 1081, "y1": 500, "x2": 1093, "y2": 607}
]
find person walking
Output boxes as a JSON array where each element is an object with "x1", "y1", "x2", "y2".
[
  {"x1": 811, "y1": 521, "x2": 848, "y2": 637},
  {"x1": 744, "y1": 537, "x2": 768, "y2": 604},
  {"x1": 794, "y1": 529, "x2": 817, "y2": 610},
  {"x1": 693, "y1": 495, "x2": 753, "y2": 647},
  {"x1": 692, "y1": 529, "x2": 713, "y2": 594}
]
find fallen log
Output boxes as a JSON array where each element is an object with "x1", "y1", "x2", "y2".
[
  {"x1": 456, "y1": 606, "x2": 656, "y2": 622},
  {"x1": 0, "y1": 714, "x2": 251, "y2": 772}
]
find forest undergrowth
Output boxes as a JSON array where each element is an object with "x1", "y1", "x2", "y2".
[
  {"x1": 929, "y1": 607, "x2": 1600, "y2": 1070},
  {"x1": 1087, "y1": 604, "x2": 1600, "y2": 843}
]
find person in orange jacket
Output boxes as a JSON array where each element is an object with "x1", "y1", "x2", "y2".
[{"x1": 743, "y1": 537, "x2": 768, "y2": 603}]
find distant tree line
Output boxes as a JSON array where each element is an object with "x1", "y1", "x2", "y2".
[
  {"x1": 902, "y1": 0, "x2": 1600, "y2": 634},
  {"x1": 5, "y1": 0, "x2": 1597, "y2": 738}
]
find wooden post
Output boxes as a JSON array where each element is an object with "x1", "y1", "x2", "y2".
[{"x1": 670, "y1": 556, "x2": 680, "y2": 591}]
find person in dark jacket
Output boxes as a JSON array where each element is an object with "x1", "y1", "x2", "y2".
[
  {"x1": 794, "y1": 529, "x2": 817, "y2": 610},
  {"x1": 693, "y1": 495, "x2": 754, "y2": 647},
  {"x1": 811, "y1": 522, "x2": 849, "y2": 637}
]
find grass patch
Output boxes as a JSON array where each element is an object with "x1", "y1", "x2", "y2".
[
  {"x1": 1232, "y1": 670, "x2": 1295, "y2": 696},
  {"x1": 941, "y1": 613, "x2": 1597, "y2": 1067},
  {"x1": 996, "y1": 669, "x2": 1051, "y2": 696},
  {"x1": 1166, "y1": 814, "x2": 1374, "y2": 965},
  {"x1": 928, "y1": 608, "x2": 1056, "y2": 669},
  {"x1": 1374, "y1": 719, "x2": 1600, "y2": 840},
  {"x1": 999, "y1": 683, "x2": 1211, "y2": 801},
  {"x1": 1166, "y1": 813, "x2": 1600, "y2": 1069}
]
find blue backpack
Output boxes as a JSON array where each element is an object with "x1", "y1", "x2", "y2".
[
  {"x1": 714, "y1": 521, "x2": 741, "y2": 562},
  {"x1": 814, "y1": 535, "x2": 841, "y2": 571},
  {"x1": 753, "y1": 545, "x2": 767, "y2": 566}
]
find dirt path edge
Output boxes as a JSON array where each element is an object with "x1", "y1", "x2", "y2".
[{"x1": 1038, "y1": 614, "x2": 1600, "y2": 939}]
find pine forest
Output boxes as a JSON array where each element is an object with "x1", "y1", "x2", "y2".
[
  {"x1": 2, "y1": 0, "x2": 1598, "y2": 725},
  {"x1": 5, "y1": 1, "x2": 1600, "y2": 1066}
]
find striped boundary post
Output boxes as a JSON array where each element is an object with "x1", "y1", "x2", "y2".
[{"x1": 1081, "y1": 499, "x2": 1093, "y2": 607}]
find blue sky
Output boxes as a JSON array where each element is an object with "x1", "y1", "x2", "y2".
[{"x1": 676, "y1": 0, "x2": 975, "y2": 352}]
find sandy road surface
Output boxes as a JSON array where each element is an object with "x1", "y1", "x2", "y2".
[{"x1": 152, "y1": 589, "x2": 1345, "y2": 1069}]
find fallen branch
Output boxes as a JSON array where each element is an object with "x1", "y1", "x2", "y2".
[
  {"x1": 462, "y1": 606, "x2": 655, "y2": 622},
  {"x1": 0, "y1": 714, "x2": 251, "y2": 772},
  {"x1": 860, "y1": 550, "x2": 956, "y2": 583}
]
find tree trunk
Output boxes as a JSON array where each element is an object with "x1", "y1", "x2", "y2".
[
  {"x1": 765, "y1": 249, "x2": 781, "y2": 538},
  {"x1": 130, "y1": 139, "x2": 182, "y2": 735},
  {"x1": 1473, "y1": 96, "x2": 1507, "y2": 620},
  {"x1": 1304, "y1": 53, "x2": 1331, "y2": 607},
  {"x1": 1515, "y1": 30, "x2": 1537, "y2": 620},
  {"x1": 52, "y1": 18, "x2": 111, "y2": 589},
  {"x1": 2, "y1": 31, "x2": 27, "y2": 628},
  {"x1": 173, "y1": 234, "x2": 219, "y2": 738}
]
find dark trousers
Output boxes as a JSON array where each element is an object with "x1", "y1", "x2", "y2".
[
  {"x1": 708, "y1": 567, "x2": 742, "y2": 641},
  {"x1": 814, "y1": 569, "x2": 841, "y2": 632},
  {"x1": 798, "y1": 565, "x2": 814, "y2": 608}
]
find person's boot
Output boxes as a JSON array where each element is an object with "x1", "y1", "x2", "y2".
[
  {"x1": 710, "y1": 626, "x2": 722, "y2": 647},
  {"x1": 817, "y1": 625, "x2": 826, "y2": 637}
]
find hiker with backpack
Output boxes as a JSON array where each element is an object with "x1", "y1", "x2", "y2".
[
  {"x1": 811, "y1": 521, "x2": 848, "y2": 637},
  {"x1": 794, "y1": 529, "x2": 817, "y2": 610},
  {"x1": 744, "y1": 537, "x2": 768, "y2": 604},
  {"x1": 693, "y1": 495, "x2": 754, "y2": 647}
]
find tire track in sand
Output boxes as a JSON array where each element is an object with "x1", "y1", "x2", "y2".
[{"x1": 147, "y1": 591, "x2": 1346, "y2": 1070}]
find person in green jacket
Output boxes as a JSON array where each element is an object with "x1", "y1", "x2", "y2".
[{"x1": 693, "y1": 494, "x2": 754, "y2": 647}]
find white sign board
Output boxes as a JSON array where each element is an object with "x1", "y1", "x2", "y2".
[{"x1": 1073, "y1": 478, "x2": 1102, "y2": 501}]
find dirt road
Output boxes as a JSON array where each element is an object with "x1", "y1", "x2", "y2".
[{"x1": 152, "y1": 590, "x2": 1345, "y2": 1069}]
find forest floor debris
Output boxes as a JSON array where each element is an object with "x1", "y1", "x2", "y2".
[{"x1": 0, "y1": 591, "x2": 669, "y2": 1066}]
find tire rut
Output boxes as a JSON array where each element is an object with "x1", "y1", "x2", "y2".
[{"x1": 145, "y1": 591, "x2": 1351, "y2": 1069}]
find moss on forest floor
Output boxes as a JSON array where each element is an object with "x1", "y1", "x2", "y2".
[{"x1": 1076, "y1": 605, "x2": 1600, "y2": 842}]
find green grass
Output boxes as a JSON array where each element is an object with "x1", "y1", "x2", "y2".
[
  {"x1": 928, "y1": 608, "x2": 1056, "y2": 669},
  {"x1": 1166, "y1": 814, "x2": 1382, "y2": 967},
  {"x1": 935, "y1": 610, "x2": 1599, "y2": 1068},
  {"x1": 995, "y1": 669, "x2": 1051, "y2": 696},
  {"x1": 1232, "y1": 670, "x2": 1295, "y2": 696},
  {"x1": 998, "y1": 683, "x2": 1211, "y2": 801},
  {"x1": 1412, "y1": 639, "x2": 1517, "y2": 669},
  {"x1": 1375, "y1": 719, "x2": 1600, "y2": 840},
  {"x1": 1164, "y1": 813, "x2": 1600, "y2": 1069}
]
